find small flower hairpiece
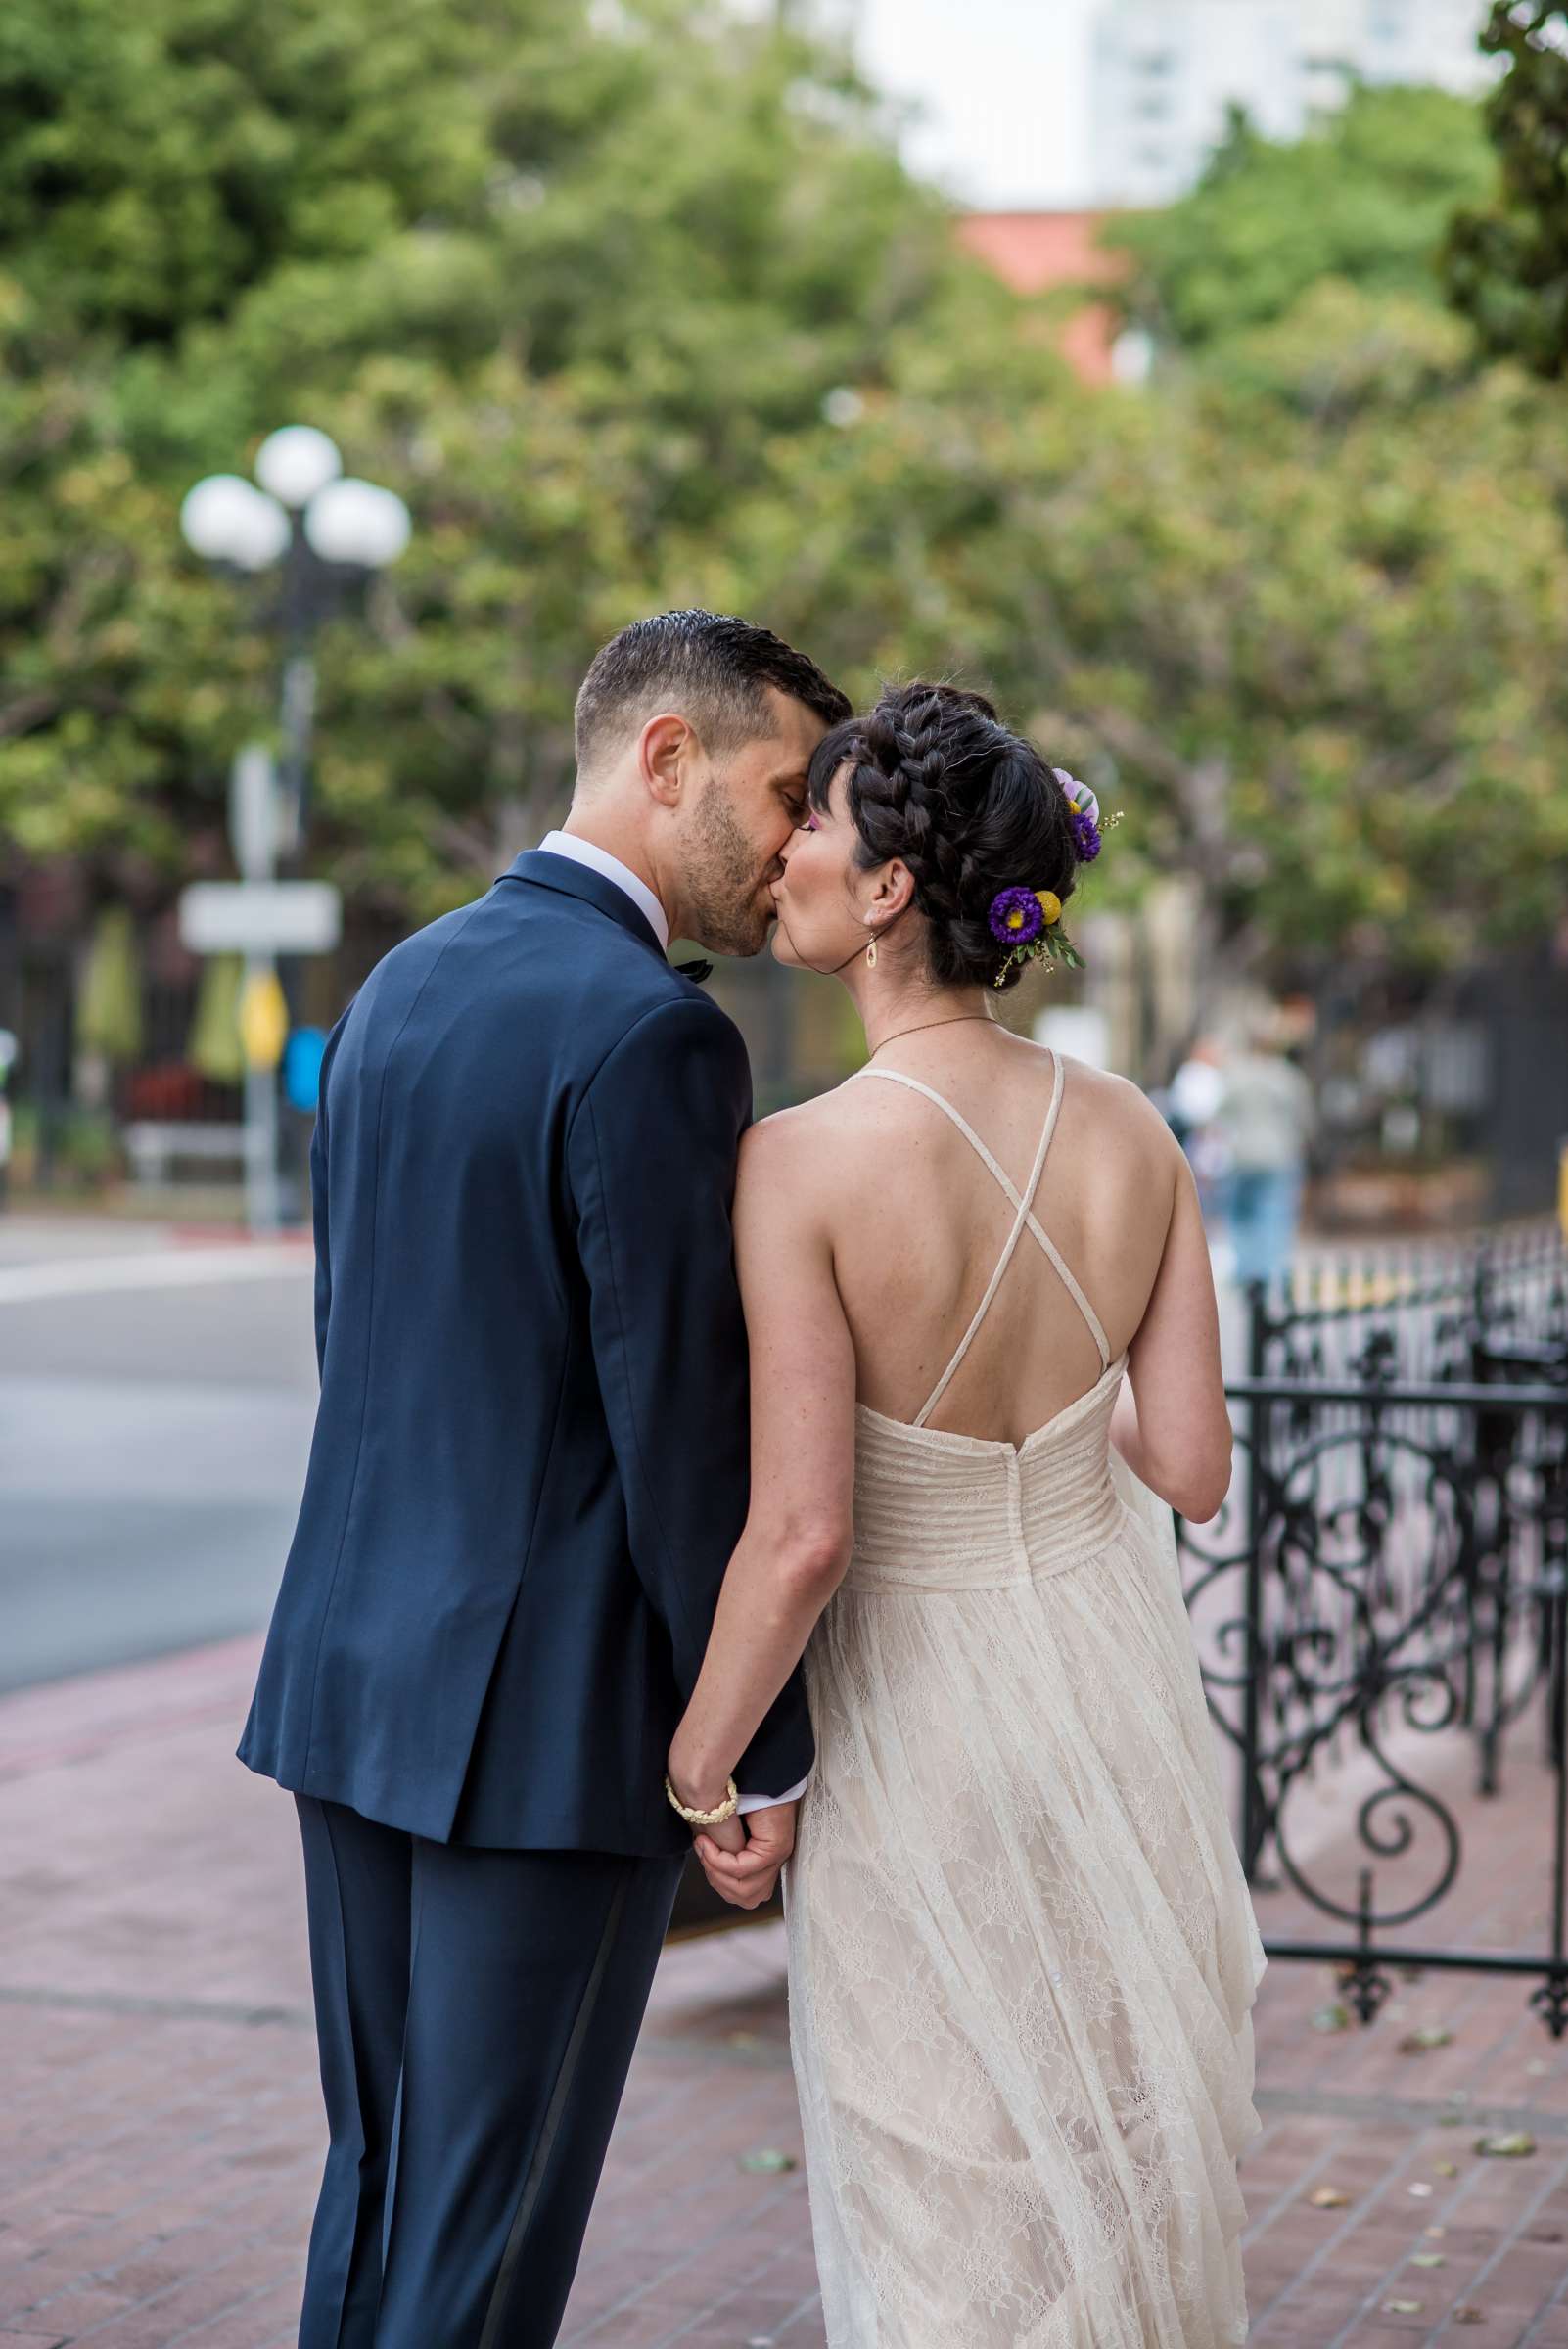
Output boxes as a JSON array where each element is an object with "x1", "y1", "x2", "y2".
[
  {"x1": 986, "y1": 768, "x2": 1120, "y2": 990},
  {"x1": 1054, "y1": 767, "x2": 1122, "y2": 862}
]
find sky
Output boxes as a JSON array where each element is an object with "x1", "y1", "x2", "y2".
[{"x1": 853, "y1": 0, "x2": 1100, "y2": 210}]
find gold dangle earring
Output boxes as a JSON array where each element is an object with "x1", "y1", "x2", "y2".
[{"x1": 864, "y1": 928, "x2": 878, "y2": 971}]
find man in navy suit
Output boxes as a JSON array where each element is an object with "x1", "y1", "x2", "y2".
[{"x1": 240, "y1": 611, "x2": 851, "y2": 2346}]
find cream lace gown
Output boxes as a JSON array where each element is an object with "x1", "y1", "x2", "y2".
[{"x1": 784, "y1": 1057, "x2": 1267, "y2": 2348}]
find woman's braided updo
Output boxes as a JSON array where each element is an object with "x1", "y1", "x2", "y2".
[{"x1": 806, "y1": 682, "x2": 1082, "y2": 992}]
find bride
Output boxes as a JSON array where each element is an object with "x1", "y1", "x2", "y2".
[{"x1": 667, "y1": 682, "x2": 1266, "y2": 2348}]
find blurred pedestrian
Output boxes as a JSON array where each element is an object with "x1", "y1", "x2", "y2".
[
  {"x1": 1214, "y1": 1018, "x2": 1314, "y2": 1288},
  {"x1": 1167, "y1": 1035, "x2": 1230, "y2": 1218}
]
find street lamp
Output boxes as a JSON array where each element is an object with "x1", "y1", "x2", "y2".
[
  {"x1": 180, "y1": 426, "x2": 411, "y2": 857},
  {"x1": 180, "y1": 428, "x2": 410, "y2": 1231}
]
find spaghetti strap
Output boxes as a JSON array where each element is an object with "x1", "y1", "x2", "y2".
[{"x1": 853, "y1": 1053, "x2": 1111, "y2": 1423}]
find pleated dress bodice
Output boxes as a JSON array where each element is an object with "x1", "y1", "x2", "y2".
[{"x1": 848, "y1": 1354, "x2": 1130, "y2": 1595}]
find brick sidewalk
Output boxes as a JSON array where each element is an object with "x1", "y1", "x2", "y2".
[{"x1": 1, "y1": 1639, "x2": 1564, "y2": 2347}]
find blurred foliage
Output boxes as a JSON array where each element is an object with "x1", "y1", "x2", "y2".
[
  {"x1": 1, "y1": 4, "x2": 1565, "y2": 991},
  {"x1": 0, "y1": 0, "x2": 1000, "y2": 906},
  {"x1": 716, "y1": 295, "x2": 1568, "y2": 975},
  {"x1": 1076, "y1": 77, "x2": 1568, "y2": 977},
  {"x1": 1104, "y1": 86, "x2": 1497, "y2": 351},
  {"x1": 76, "y1": 906, "x2": 144, "y2": 1061},
  {"x1": 1446, "y1": 2, "x2": 1568, "y2": 379}
]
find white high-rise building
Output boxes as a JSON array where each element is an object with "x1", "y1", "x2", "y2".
[{"x1": 1093, "y1": 0, "x2": 1496, "y2": 206}]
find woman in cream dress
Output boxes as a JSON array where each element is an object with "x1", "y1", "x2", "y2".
[{"x1": 668, "y1": 684, "x2": 1265, "y2": 2348}]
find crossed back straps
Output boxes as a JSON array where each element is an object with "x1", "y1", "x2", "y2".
[{"x1": 853, "y1": 1050, "x2": 1111, "y2": 1428}]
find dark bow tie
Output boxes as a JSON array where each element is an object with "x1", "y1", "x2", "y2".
[{"x1": 673, "y1": 958, "x2": 713, "y2": 986}]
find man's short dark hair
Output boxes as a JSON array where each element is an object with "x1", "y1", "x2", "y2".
[{"x1": 574, "y1": 609, "x2": 851, "y2": 776}]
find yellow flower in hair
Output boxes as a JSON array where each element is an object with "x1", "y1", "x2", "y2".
[{"x1": 1035, "y1": 890, "x2": 1062, "y2": 926}]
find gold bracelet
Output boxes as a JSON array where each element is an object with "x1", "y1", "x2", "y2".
[{"x1": 664, "y1": 1773, "x2": 739, "y2": 1826}]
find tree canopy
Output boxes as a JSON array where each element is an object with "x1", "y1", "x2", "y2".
[
  {"x1": 1445, "y1": 1, "x2": 1568, "y2": 379},
  {"x1": 0, "y1": 0, "x2": 1002, "y2": 895},
  {"x1": 1104, "y1": 84, "x2": 1497, "y2": 351},
  {"x1": 2, "y1": 4, "x2": 1563, "y2": 1001}
]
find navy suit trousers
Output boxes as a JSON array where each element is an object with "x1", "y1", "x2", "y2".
[{"x1": 295, "y1": 1798, "x2": 683, "y2": 2348}]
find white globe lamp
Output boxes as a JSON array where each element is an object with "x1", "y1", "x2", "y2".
[
  {"x1": 303, "y1": 478, "x2": 413, "y2": 570},
  {"x1": 254, "y1": 425, "x2": 343, "y2": 510},
  {"x1": 179, "y1": 475, "x2": 291, "y2": 572}
]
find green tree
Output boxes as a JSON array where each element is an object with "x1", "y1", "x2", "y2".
[
  {"x1": 1106, "y1": 83, "x2": 1496, "y2": 353},
  {"x1": 0, "y1": 0, "x2": 1005, "y2": 906},
  {"x1": 718, "y1": 281, "x2": 1568, "y2": 1000},
  {"x1": 1445, "y1": 1, "x2": 1568, "y2": 378}
]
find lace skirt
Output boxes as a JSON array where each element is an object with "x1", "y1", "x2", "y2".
[{"x1": 783, "y1": 1475, "x2": 1267, "y2": 2349}]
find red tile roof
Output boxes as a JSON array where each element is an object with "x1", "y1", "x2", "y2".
[{"x1": 957, "y1": 210, "x2": 1131, "y2": 384}]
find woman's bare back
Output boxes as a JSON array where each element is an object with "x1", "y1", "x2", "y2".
[{"x1": 773, "y1": 1030, "x2": 1181, "y2": 1450}]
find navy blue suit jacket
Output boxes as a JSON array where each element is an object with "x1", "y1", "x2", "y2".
[{"x1": 239, "y1": 851, "x2": 815, "y2": 1854}]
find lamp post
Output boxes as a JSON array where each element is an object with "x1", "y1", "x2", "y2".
[
  {"x1": 179, "y1": 429, "x2": 410, "y2": 1228},
  {"x1": 180, "y1": 427, "x2": 410, "y2": 862}
]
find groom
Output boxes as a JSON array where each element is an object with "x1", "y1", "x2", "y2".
[{"x1": 239, "y1": 610, "x2": 851, "y2": 2347}]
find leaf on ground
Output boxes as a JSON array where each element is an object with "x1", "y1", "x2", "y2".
[
  {"x1": 1474, "y1": 2132, "x2": 1536, "y2": 2158},
  {"x1": 1453, "y1": 2307, "x2": 1486, "y2": 2324},
  {"x1": 1398, "y1": 2025, "x2": 1453, "y2": 2053},
  {"x1": 1432, "y1": 2160, "x2": 1459, "y2": 2176},
  {"x1": 1312, "y1": 2001, "x2": 1353, "y2": 2032},
  {"x1": 1410, "y1": 2251, "x2": 1446, "y2": 2267},
  {"x1": 739, "y1": 2147, "x2": 797, "y2": 2174},
  {"x1": 1308, "y1": 2186, "x2": 1351, "y2": 2207},
  {"x1": 1407, "y1": 2181, "x2": 1434, "y2": 2196},
  {"x1": 1423, "y1": 2225, "x2": 1446, "y2": 2237},
  {"x1": 1384, "y1": 2299, "x2": 1424, "y2": 2315}
]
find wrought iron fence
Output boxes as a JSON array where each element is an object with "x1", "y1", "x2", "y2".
[
  {"x1": 1246, "y1": 1220, "x2": 1567, "y2": 1388},
  {"x1": 1181, "y1": 1227, "x2": 1568, "y2": 2037}
]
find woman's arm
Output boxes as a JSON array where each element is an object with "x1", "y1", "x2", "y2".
[
  {"x1": 667, "y1": 1113, "x2": 857, "y2": 1835},
  {"x1": 1110, "y1": 1149, "x2": 1233, "y2": 1523}
]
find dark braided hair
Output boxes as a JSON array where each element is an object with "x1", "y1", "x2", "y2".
[{"x1": 807, "y1": 682, "x2": 1082, "y2": 992}]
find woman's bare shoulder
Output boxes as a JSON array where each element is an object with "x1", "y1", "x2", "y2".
[
  {"x1": 1059, "y1": 1055, "x2": 1178, "y2": 1149},
  {"x1": 738, "y1": 1077, "x2": 890, "y2": 1185}
]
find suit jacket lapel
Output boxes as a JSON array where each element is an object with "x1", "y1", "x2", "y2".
[{"x1": 499, "y1": 850, "x2": 665, "y2": 958}]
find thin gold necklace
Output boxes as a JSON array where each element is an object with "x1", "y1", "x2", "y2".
[{"x1": 866, "y1": 1012, "x2": 994, "y2": 1059}]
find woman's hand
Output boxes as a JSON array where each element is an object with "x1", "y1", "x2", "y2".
[{"x1": 695, "y1": 1801, "x2": 798, "y2": 1910}]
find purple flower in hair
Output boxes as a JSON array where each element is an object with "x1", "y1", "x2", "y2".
[
  {"x1": 1072, "y1": 808, "x2": 1102, "y2": 862},
  {"x1": 989, "y1": 887, "x2": 1044, "y2": 945}
]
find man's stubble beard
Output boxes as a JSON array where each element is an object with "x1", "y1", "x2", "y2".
[{"x1": 680, "y1": 775, "x2": 776, "y2": 959}]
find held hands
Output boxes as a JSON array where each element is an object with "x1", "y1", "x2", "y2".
[
  {"x1": 666, "y1": 1735, "x2": 799, "y2": 1908},
  {"x1": 694, "y1": 1801, "x2": 798, "y2": 1911}
]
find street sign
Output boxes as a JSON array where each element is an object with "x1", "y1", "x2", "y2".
[{"x1": 178, "y1": 880, "x2": 342, "y2": 956}]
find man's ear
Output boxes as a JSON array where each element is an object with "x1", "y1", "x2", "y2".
[{"x1": 639, "y1": 712, "x2": 696, "y2": 809}]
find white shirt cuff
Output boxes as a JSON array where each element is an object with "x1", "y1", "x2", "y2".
[{"x1": 734, "y1": 1775, "x2": 809, "y2": 1816}]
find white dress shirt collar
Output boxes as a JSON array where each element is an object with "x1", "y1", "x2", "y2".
[{"x1": 536, "y1": 830, "x2": 669, "y2": 950}]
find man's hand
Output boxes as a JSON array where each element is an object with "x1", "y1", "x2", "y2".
[{"x1": 695, "y1": 1800, "x2": 798, "y2": 1911}]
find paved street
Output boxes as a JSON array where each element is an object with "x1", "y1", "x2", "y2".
[
  {"x1": 0, "y1": 1221, "x2": 314, "y2": 1692},
  {"x1": 1, "y1": 1635, "x2": 1566, "y2": 2346},
  {"x1": 5, "y1": 1212, "x2": 1567, "y2": 2344},
  {"x1": 0, "y1": 1211, "x2": 1250, "y2": 1702}
]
